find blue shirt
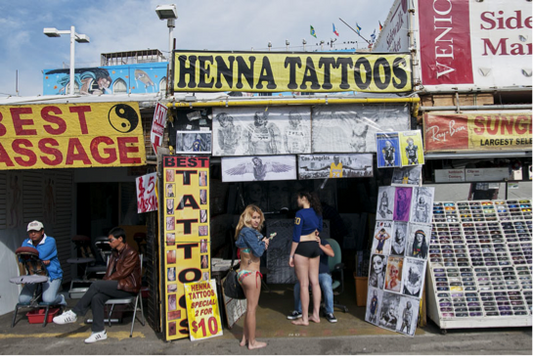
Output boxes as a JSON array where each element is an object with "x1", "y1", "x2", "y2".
[
  {"x1": 292, "y1": 208, "x2": 323, "y2": 242},
  {"x1": 235, "y1": 226, "x2": 266, "y2": 258},
  {"x1": 319, "y1": 238, "x2": 331, "y2": 274},
  {"x1": 22, "y1": 234, "x2": 63, "y2": 281}
]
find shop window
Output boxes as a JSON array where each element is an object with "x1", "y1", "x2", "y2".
[{"x1": 113, "y1": 78, "x2": 127, "y2": 93}]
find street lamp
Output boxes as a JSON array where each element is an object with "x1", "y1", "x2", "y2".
[
  {"x1": 155, "y1": 4, "x2": 178, "y2": 59},
  {"x1": 43, "y1": 26, "x2": 90, "y2": 95}
]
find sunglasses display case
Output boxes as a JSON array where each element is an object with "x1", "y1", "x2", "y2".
[{"x1": 427, "y1": 199, "x2": 532, "y2": 331}]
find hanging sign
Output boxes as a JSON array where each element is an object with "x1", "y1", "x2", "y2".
[
  {"x1": 136, "y1": 172, "x2": 158, "y2": 213},
  {"x1": 151, "y1": 102, "x2": 168, "y2": 154}
]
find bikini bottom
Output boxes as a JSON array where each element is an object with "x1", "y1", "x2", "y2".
[{"x1": 237, "y1": 269, "x2": 263, "y2": 288}]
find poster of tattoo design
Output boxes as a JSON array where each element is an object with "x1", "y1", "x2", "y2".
[
  {"x1": 393, "y1": 187, "x2": 413, "y2": 222},
  {"x1": 368, "y1": 254, "x2": 387, "y2": 290},
  {"x1": 376, "y1": 186, "x2": 395, "y2": 221},
  {"x1": 212, "y1": 107, "x2": 311, "y2": 156},
  {"x1": 390, "y1": 221, "x2": 408, "y2": 256},
  {"x1": 399, "y1": 130, "x2": 425, "y2": 166},
  {"x1": 372, "y1": 221, "x2": 394, "y2": 255},
  {"x1": 221, "y1": 155, "x2": 297, "y2": 182},
  {"x1": 378, "y1": 291, "x2": 402, "y2": 332},
  {"x1": 401, "y1": 257, "x2": 426, "y2": 298},
  {"x1": 405, "y1": 223, "x2": 431, "y2": 260},
  {"x1": 365, "y1": 286, "x2": 383, "y2": 325},
  {"x1": 396, "y1": 295, "x2": 420, "y2": 337},
  {"x1": 298, "y1": 153, "x2": 373, "y2": 180},
  {"x1": 312, "y1": 104, "x2": 409, "y2": 153},
  {"x1": 376, "y1": 132, "x2": 401, "y2": 168},
  {"x1": 391, "y1": 166, "x2": 422, "y2": 186},
  {"x1": 384, "y1": 256, "x2": 404, "y2": 293},
  {"x1": 175, "y1": 131, "x2": 212, "y2": 154},
  {"x1": 410, "y1": 187, "x2": 435, "y2": 224}
]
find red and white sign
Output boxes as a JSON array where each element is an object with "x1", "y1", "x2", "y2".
[
  {"x1": 417, "y1": 0, "x2": 531, "y2": 89},
  {"x1": 136, "y1": 172, "x2": 158, "y2": 213},
  {"x1": 151, "y1": 102, "x2": 168, "y2": 154},
  {"x1": 373, "y1": 0, "x2": 410, "y2": 53}
]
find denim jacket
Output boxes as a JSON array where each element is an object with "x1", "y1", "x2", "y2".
[{"x1": 235, "y1": 227, "x2": 265, "y2": 258}]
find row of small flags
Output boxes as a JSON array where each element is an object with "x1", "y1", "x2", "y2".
[{"x1": 311, "y1": 21, "x2": 383, "y2": 43}]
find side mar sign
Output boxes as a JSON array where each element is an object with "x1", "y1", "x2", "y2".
[{"x1": 173, "y1": 51, "x2": 412, "y2": 93}]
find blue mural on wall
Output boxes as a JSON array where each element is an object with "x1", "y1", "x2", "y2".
[{"x1": 43, "y1": 62, "x2": 168, "y2": 96}]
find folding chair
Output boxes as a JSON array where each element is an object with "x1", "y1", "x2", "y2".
[
  {"x1": 104, "y1": 254, "x2": 145, "y2": 337},
  {"x1": 10, "y1": 247, "x2": 59, "y2": 327}
]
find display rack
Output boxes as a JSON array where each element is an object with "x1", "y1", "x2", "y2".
[{"x1": 427, "y1": 199, "x2": 532, "y2": 332}]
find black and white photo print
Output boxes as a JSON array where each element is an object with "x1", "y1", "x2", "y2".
[
  {"x1": 221, "y1": 155, "x2": 297, "y2": 182},
  {"x1": 401, "y1": 257, "x2": 426, "y2": 298},
  {"x1": 212, "y1": 107, "x2": 311, "y2": 156},
  {"x1": 391, "y1": 166, "x2": 422, "y2": 186},
  {"x1": 390, "y1": 221, "x2": 408, "y2": 256},
  {"x1": 298, "y1": 154, "x2": 373, "y2": 180},
  {"x1": 376, "y1": 186, "x2": 396, "y2": 220},
  {"x1": 311, "y1": 104, "x2": 409, "y2": 153},
  {"x1": 410, "y1": 186, "x2": 435, "y2": 224}
]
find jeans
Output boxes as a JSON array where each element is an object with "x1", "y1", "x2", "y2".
[
  {"x1": 19, "y1": 277, "x2": 63, "y2": 305},
  {"x1": 294, "y1": 273, "x2": 334, "y2": 315},
  {"x1": 73, "y1": 280, "x2": 135, "y2": 332}
]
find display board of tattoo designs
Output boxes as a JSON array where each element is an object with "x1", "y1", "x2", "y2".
[
  {"x1": 375, "y1": 130, "x2": 425, "y2": 168},
  {"x1": 427, "y1": 199, "x2": 532, "y2": 331},
  {"x1": 365, "y1": 185, "x2": 435, "y2": 336}
]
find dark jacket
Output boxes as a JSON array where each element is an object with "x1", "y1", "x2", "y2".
[{"x1": 103, "y1": 243, "x2": 141, "y2": 293}]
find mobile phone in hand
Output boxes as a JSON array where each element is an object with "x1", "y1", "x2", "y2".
[{"x1": 269, "y1": 232, "x2": 277, "y2": 240}]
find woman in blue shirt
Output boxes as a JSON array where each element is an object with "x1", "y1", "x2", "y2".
[
  {"x1": 289, "y1": 190, "x2": 322, "y2": 325},
  {"x1": 234, "y1": 205, "x2": 270, "y2": 350}
]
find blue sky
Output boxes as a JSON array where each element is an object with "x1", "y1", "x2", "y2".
[{"x1": 0, "y1": 0, "x2": 395, "y2": 97}]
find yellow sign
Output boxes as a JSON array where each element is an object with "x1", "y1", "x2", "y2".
[
  {"x1": 399, "y1": 130, "x2": 425, "y2": 166},
  {"x1": 0, "y1": 102, "x2": 146, "y2": 170},
  {"x1": 184, "y1": 279, "x2": 223, "y2": 341},
  {"x1": 163, "y1": 156, "x2": 211, "y2": 341},
  {"x1": 173, "y1": 51, "x2": 412, "y2": 93}
]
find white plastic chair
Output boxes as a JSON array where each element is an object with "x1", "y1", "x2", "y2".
[{"x1": 104, "y1": 254, "x2": 145, "y2": 337}]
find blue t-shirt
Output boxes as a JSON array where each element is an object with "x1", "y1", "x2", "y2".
[
  {"x1": 319, "y1": 238, "x2": 330, "y2": 274},
  {"x1": 21, "y1": 234, "x2": 63, "y2": 281},
  {"x1": 292, "y1": 208, "x2": 323, "y2": 242}
]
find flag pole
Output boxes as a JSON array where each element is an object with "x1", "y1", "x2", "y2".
[{"x1": 338, "y1": 17, "x2": 371, "y2": 45}]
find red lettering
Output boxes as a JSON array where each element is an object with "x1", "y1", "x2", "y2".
[
  {"x1": 41, "y1": 106, "x2": 67, "y2": 135},
  {"x1": 473, "y1": 116, "x2": 485, "y2": 135},
  {"x1": 486, "y1": 117, "x2": 498, "y2": 135},
  {"x1": 499, "y1": 116, "x2": 514, "y2": 135},
  {"x1": 69, "y1": 106, "x2": 91, "y2": 134},
  {"x1": 12, "y1": 139, "x2": 37, "y2": 166},
  {"x1": 90, "y1": 136, "x2": 117, "y2": 164},
  {"x1": 0, "y1": 112, "x2": 6, "y2": 136},
  {"x1": 38, "y1": 138, "x2": 62, "y2": 165},
  {"x1": 0, "y1": 142, "x2": 14, "y2": 166},
  {"x1": 11, "y1": 107, "x2": 36, "y2": 136},
  {"x1": 117, "y1": 137, "x2": 141, "y2": 164},
  {"x1": 66, "y1": 138, "x2": 91, "y2": 165}
]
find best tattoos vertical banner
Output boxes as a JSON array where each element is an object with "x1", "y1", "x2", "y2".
[{"x1": 162, "y1": 156, "x2": 211, "y2": 341}]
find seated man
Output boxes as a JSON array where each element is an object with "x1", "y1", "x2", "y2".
[
  {"x1": 53, "y1": 227, "x2": 141, "y2": 344},
  {"x1": 287, "y1": 236, "x2": 337, "y2": 323},
  {"x1": 19, "y1": 220, "x2": 67, "y2": 307}
]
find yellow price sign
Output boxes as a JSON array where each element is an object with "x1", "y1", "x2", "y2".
[{"x1": 184, "y1": 279, "x2": 223, "y2": 341}]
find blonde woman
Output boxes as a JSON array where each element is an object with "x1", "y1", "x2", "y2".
[
  {"x1": 289, "y1": 190, "x2": 323, "y2": 326},
  {"x1": 235, "y1": 204, "x2": 270, "y2": 350}
]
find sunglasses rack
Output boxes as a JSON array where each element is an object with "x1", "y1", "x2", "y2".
[{"x1": 427, "y1": 199, "x2": 532, "y2": 331}]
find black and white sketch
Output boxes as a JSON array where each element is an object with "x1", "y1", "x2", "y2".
[
  {"x1": 222, "y1": 155, "x2": 296, "y2": 182},
  {"x1": 365, "y1": 287, "x2": 383, "y2": 325},
  {"x1": 312, "y1": 104, "x2": 409, "y2": 153},
  {"x1": 378, "y1": 292, "x2": 402, "y2": 331},
  {"x1": 212, "y1": 107, "x2": 311, "y2": 156},
  {"x1": 406, "y1": 223, "x2": 431, "y2": 260},
  {"x1": 368, "y1": 254, "x2": 387, "y2": 289},
  {"x1": 372, "y1": 221, "x2": 394, "y2": 255},
  {"x1": 391, "y1": 166, "x2": 422, "y2": 186},
  {"x1": 401, "y1": 257, "x2": 426, "y2": 298},
  {"x1": 396, "y1": 295, "x2": 420, "y2": 337},
  {"x1": 390, "y1": 221, "x2": 408, "y2": 256},
  {"x1": 175, "y1": 130, "x2": 212, "y2": 153},
  {"x1": 298, "y1": 154, "x2": 373, "y2": 180},
  {"x1": 376, "y1": 186, "x2": 395, "y2": 220},
  {"x1": 410, "y1": 187, "x2": 435, "y2": 224},
  {"x1": 215, "y1": 112, "x2": 241, "y2": 155}
]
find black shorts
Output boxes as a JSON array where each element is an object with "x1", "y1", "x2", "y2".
[{"x1": 295, "y1": 241, "x2": 321, "y2": 258}]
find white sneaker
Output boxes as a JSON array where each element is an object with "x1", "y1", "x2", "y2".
[
  {"x1": 84, "y1": 330, "x2": 107, "y2": 344},
  {"x1": 53, "y1": 310, "x2": 77, "y2": 324}
]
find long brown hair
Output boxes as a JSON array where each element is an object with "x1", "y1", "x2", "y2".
[
  {"x1": 297, "y1": 190, "x2": 322, "y2": 216},
  {"x1": 235, "y1": 204, "x2": 265, "y2": 239}
]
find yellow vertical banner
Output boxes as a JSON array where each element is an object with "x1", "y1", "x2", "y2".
[
  {"x1": 184, "y1": 279, "x2": 223, "y2": 341},
  {"x1": 162, "y1": 156, "x2": 210, "y2": 341}
]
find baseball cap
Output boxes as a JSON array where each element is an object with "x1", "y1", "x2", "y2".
[{"x1": 27, "y1": 220, "x2": 44, "y2": 232}]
